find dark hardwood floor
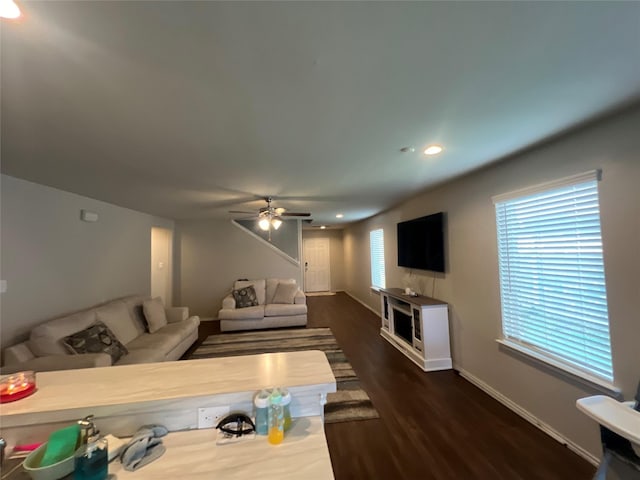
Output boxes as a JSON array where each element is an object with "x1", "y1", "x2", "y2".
[{"x1": 193, "y1": 292, "x2": 596, "y2": 480}]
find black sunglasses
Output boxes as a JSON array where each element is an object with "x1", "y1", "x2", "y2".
[{"x1": 216, "y1": 413, "x2": 256, "y2": 437}]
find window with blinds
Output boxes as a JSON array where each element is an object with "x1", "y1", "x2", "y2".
[
  {"x1": 493, "y1": 170, "x2": 613, "y2": 384},
  {"x1": 370, "y1": 229, "x2": 386, "y2": 289}
]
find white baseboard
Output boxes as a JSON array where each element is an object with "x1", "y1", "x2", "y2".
[
  {"x1": 456, "y1": 367, "x2": 600, "y2": 466},
  {"x1": 344, "y1": 291, "x2": 380, "y2": 316}
]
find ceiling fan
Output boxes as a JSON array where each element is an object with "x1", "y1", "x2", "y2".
[{"x1": 229, "y1": 197, "x2": 311, "y2": 232}]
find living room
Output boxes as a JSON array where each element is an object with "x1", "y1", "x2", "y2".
[{"x1": 1, "y1": 2, "x2": 639, "y2": 479}]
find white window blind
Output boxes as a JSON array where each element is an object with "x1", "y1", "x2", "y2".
[
  {"x1": 370, "y1": 229, "x2": 386, "y2": 289},
  {"x1": 494, "y1": 170, "x2": 613, "y2": 383}
]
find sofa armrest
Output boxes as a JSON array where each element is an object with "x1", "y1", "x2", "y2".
[
  {"x1": 3, "y1": 342, "x2": 36, "y2": 364},
  {"x1": 166, "y1": 306, "x2": 189, "y2": 323},
  {"x1": 294, "y1": 290, "x2": 306, "y2": 305},
  {"x1": 222, "y1": 294, "x2": 236, "y2": 310},
  {"x1": 1, "y1": 353, "x2": 112, "y2": 374}
]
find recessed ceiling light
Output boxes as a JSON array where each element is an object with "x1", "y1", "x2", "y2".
[
  {"x1": 336, "y1": 214, "x2": 344, "y2": 219},
  {"x1": 424, "y1": 145, "x2": 443, "y2": 155},
  {"x1": 320, "y1": 225, "x2": 326, "y2": 230},
  {"x1": 0, "y1": 0, "x2": 21, "y2": 19}
]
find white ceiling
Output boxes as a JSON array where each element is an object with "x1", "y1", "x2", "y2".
[{"x1": 2, "y1": 1, "x2": 639, "y2": 227}]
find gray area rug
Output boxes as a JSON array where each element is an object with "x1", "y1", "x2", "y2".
[{"x1": 189, "y1": 327, "x2": 379, "y2": 424}]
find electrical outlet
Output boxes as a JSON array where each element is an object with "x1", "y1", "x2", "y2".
[{"x1": 197, "y1": 406, "x2": 230, "y2": 429}]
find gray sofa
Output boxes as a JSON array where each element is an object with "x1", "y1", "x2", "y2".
[
  {"x1": 218, "y1": 278, "x2": 307, "y2": 332},
  {"x1": 1, "y1": 295, "x2": 200, "y2": 374}
]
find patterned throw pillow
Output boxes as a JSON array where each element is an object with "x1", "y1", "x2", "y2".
[
  {"x1": 232, "y1": 285, "x2": 259, "y2": 308},
  {"x1": 63, "y1": 321, "x2": 129, "y2": 364}
]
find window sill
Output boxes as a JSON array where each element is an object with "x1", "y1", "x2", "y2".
[
  {"x1": 370, "y1": 286, "x2": 382, "y2": 294},
  {"x1": 496, "y1": 338, "x2": 621, "y2": 397}
]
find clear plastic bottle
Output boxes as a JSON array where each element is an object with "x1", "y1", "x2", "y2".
[
  {"x1": 254, "y1": 390, "x2": 270, "y2": 435},
  {"x1": 268, "y1": 388, "x2": 284, "y2": 445},
  {"x1": 281, "y1": 389, "x2": 292, "y2": 431}
]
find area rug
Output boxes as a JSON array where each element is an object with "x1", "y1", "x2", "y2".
[{"x1": 189, "y1": 327, "x2": 379, "y2": 424}]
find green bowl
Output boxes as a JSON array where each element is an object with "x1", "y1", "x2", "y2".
[{"x1": 23, "y1": 443, "x2": 74, "y2": 480}]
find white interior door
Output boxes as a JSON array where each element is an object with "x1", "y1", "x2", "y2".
[{"x1": 303, "y1": 237, "x2": 330, "y2": 292}]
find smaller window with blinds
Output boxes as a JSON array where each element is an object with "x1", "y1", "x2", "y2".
[
  {"x1": 493, "y1": 170, "x2": 614, "y2": 387},
  {"x1": 370, "y1": 229, "x2": 386, "y2": 290}
]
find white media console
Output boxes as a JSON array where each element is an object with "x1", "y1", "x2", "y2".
[{"x1": 379, "y1": 288, "x2": 452, "y2": 371}]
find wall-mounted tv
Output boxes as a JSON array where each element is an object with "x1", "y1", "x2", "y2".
[{"x1": 397, "y1": 212, "x2": 445, "y2": 272}]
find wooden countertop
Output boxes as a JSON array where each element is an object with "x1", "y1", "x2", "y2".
[
  {"x1": 380, "y1": 288, "x2": 447, "y2": 306},
  {"x1": 2, "y1": 350, "x2": 336, "y2": 428}
]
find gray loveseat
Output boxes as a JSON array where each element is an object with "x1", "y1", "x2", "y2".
[
  {"x1": 1, "y1": 295, "x2": 200, "y2": 374},
  {"x1": 218, "y1": 278, "x2": 307, "y2": 332}
]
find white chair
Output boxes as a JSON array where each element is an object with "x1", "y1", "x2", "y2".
[{"x1": 577, "y1": 384, "x2": 640, "y2": 479}]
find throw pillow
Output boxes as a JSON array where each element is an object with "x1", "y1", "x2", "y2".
[
  {"x1": 62, "y1": 321, "x2": 129, "y2": 364},
  {"x1": 232, "y1": 285, "x2": 259, "y2": 308},
  {"x1": 272, "y1": 282, "x2": 298, "y2": 304},
  {"x1": 143, "y1": 297, "x2": 168, "y2": 333}
]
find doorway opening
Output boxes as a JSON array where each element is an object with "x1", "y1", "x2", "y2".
[{"x1": 151, "y1": 227, "x2": 173, "y2": 306}]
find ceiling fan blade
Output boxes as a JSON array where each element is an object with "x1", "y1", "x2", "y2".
[
  {"x1": 281, "y1": 212, "x2": 311, "y2": 217},
  {"x1": 228, "y1": 210, "x2": 256, "y2": 214}
]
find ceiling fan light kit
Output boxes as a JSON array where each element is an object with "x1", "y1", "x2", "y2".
[
  {"x1": 232, "y1": 197, "x2": 309, "y2": 232},
  {"x1": 258, "y1": 213, "x2": 282, "y2": 231},
  {"x1": 271, "y1": 217, "x2": 282, "y2": 230}
]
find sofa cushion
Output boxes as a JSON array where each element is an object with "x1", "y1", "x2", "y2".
[
  {"x1": 115, "y1": 348, "x2": 166, "y2": 365},
  {"x1": 272, "y1": 282, "x2": 299, "y2": 304},
  {"x1": 143, "y1": 297, "x2": 168, "y2": 333},
  {"x1": 234, "y1": 279, "x2": 266, "y2": 305},
  {"x1": 266, "y1": 278, "x2": 295, "y2": 304},
  {"x1": 264, "y1": 303, "x2": 307, "y2": 317},
  {"x1": 95, "y1": 300, "x2": 139, "y2": 345},
  {"x1": 62, "y1": 321, "x2": 129, "y2": 364},
  {"x1": 29, "y1": 309, "x2": 98, "y2": 356},
  {"x1": 3, "y1": 342, "x2": 36, "y2": 365},
  {"x1": 155, "y1": 316, "x2": 200, "y2": 340},
  {"x1": 218, "y1": 305, "x2": 264, "y2": 320},
  {"x1": 232, "y1": 286, "x2": 259, "y2": 308},
  {"x1": 125, "y1": 330, "x2": 182, "y2": 355}
]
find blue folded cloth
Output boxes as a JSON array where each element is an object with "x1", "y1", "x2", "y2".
[{"x1": 120, "y1": 425, "x2": 168, "y2": 471}]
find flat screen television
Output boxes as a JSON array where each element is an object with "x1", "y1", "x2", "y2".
[{"x1": 397, "y1": 212, "x2": 445, "y2": 272}]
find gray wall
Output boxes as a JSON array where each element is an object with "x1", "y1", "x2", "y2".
[
  {"x1": 176, "y1": 219, "x2": 303, "y2": 318},
  {"x1": 236, "y1": 219, "x2": 300, "y2": 262},
  {"x1": 343, "y1": 105, "x2": 640, "y2": 458},
  {"x1": 302, "y1": 229, "x2": 346, "y2": 292},
  {"x1": 0, "y1": 175, "x2": 174, "y2": 349}
]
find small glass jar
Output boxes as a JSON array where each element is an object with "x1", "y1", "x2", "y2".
[
  {"x1": 281, "y1": 389, "x2": 292, "y2": 431},
  {"x1": 268, "y1": 388, "x2": 284, "y2": 445},
  {"x1": 254, "y1": 390, "x2": 270, "y2": 435}
]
